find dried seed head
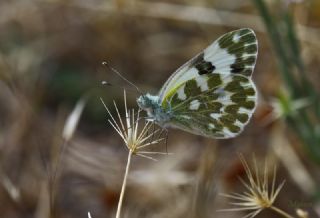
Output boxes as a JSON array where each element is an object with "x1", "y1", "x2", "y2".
[
  {"x1": 220, "y1": 154, "x2": 285, "y2": 218},
  {"x1": 101, "y1": 90, "x2": 166, "y2": 160}
]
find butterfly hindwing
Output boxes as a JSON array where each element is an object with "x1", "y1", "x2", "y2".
[{"x1": 162, "y1": 73, "x2": 257, "y2": 138}]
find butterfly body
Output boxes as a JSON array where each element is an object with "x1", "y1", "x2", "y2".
[
  {"x1": 137, "y1": 29, "x2": 258, "y2": 139},
  {"x1": 137, "y1": 94, "x2": 172, "y2": 126}
]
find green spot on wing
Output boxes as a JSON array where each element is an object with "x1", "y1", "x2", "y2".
[
  {"x1": 243, "y1": 69, "x2": 252, "y2": 76},
  {"x1": 184, "y1": 79, "x2": 201, "y2": 97},
  {"x1": 231, "y1": 93, "x2": 247, "y2": 102},
  {"x1": 211, "y1": 119, "x2": 223, "y2": 130},
  {"x1": 225, "y1": 105, "x2": 239, "y2": 114},
  {"x1": 170, "y1": 92, "x2": 184, "y2": 107},
  {"x1": 246, "y1": 88, "x2": 256, "y2": 96},
  {"x1": 240, "y1": 101, "x2": 255, "y2": 109},
  {"x1": 228, "y1": 124, "x2": 241, "y2": 133},
  {"x1": 218, "y1": 32, "x2": 236, "y2": 48},
  {"x1": 207, "y1": 74, "x2": 222, "y2": 89},
  {"x1": 245, "y1": 44, "x2": 258, "y2": 54},
  {"x1": 220, "y1": 114, "x2": 236, "y2": 124},
  {"x1": 239, "y1": 29, "x2": 251, "y2": 35},
  {"x1": 240, "y1": 31, "x2": 256, "y2": 43},
  {"x1": 208, "y1": 102, "x2": 223, "y2": 113},
  {"x1": 225, "y1": 78, "x2": 246, "y2": 92},
  {"x1": 219, "y1": 114, "x2": 241, "y2": 133},
  {"x1": 238, "y1": 113, "x2": 249, "y2": 123}
]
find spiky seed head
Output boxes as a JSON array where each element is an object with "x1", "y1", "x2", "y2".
[
  {"x1": 101, "y1": 90, "x2": 166, "y2": 161},
  {"x1": 219, "y1": 154, "x2": 285, "y2": 218}
]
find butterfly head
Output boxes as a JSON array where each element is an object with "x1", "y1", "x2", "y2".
[
  {"x1": 137, "y1": 93, "x2": 159, "y2": 110},
  {"x1": 137, "y1": 94, "x2": 161, "y2": 119}
]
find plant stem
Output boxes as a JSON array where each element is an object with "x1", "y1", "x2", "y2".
[
  {"x1": 116, "y1": 150, "x2": 133, "y2": 218},
  {"x1": 49, "y1": 139, "x2": 68, "y2": 218},
  {"x1": 270, "y1": 206, "x2": 296, "y2": 218}
]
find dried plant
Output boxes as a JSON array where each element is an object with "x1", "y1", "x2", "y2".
[
  {"x1": 220, "y1": 154, "x2": 296, "y2": 218},
  {"x1": 101, "y1": 90, "x2": 166, "y2": 218},
  {"x1": 88, "y1": 211, "x2": 92, "y2": 218}
]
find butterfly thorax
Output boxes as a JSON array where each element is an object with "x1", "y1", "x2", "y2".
[{"x1": 137, "y1": 94, "x2": 172, "y2": 126}]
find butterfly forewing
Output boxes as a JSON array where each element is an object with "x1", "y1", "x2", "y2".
[
  {"x1": 162, "y1": 73, "x2": 257, "y2": 138},
  {"x1": 159, "y1": 28, "x2": 257, "y2": 101}
]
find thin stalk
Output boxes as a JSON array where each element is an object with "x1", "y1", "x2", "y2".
[
  {"x1": 49, "y1": 139, "x2": 68, "y2": 218},
  {"x1": 284, "y1": 12, "x2": 320, "y2": 119},
  {"x1": 270, "y1": 206, "x2": 295, "y2": 218},
  {"x1": 116, "y1": 150, "x2": 133, "y2": 218},
  {"x1": 253, "y1": 0, "x2": 297, "y2": 95}
]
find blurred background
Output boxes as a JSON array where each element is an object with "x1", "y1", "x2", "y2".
[{"x1": 0, "y1": 0, "x2": 320, "y2": 217}]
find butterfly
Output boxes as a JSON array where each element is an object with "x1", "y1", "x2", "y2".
[{"x1": 137, "y1": 28, "x2": 258, "y2": 139}]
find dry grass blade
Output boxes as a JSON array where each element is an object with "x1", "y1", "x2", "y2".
[{"x1": 88, "y1": 212, "x2": 92, "y2": 218}]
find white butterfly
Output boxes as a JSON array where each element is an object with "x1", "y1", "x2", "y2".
[{"x1": 137, "y1": 29, "x2": 258, "y2": 139}]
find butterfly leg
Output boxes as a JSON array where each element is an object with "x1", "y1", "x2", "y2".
[
  {"x1": 149, "y1": 121, "x2": 156, "y2": 150},
  {"x1": 164, "y1": 129, "x2": 169, "y2": 154},
  {"x1": 158, "y1": 127, "x2": 169, "y2": 154}
]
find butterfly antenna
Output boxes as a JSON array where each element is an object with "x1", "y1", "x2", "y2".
[
  {"x1": 101, "y1": 80, "x2": 139, "y2": 94},
  {"x1": 150, "y1": 121, "x2": 156, "y2": 147},
  {"x1": 102, "y1": 61, "x2": 143, "y2": 95}
]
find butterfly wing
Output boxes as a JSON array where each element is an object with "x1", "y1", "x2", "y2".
[
  {"x1": 159, "y1": 28, "x2": 257, "y2": 101},
  {"x1": 159, "y1": 28, "x2": 258, "y2": 138},
  {"x1": 161, "y1": 73, "x2": 256, "y2": 138}
]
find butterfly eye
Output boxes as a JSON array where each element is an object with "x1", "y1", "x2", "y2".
[
  {"x1": 137, "y1": 95, "x2": 150, "y2": 110},
  {"x1": 137, "y1": 96, "x2": 144, "y2": 107}
]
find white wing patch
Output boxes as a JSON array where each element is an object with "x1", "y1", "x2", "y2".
[
  {"x1": 177, "y1": 84, "x2": 187, "y2": 100},
  {"x1": 232, "y1": 32, "x2": 241, "y2": 43},
  {"x1": 204, "y1": 47, "x2": 236, "y2": 74},
  {"x1": 189, "y1": 99, "x2": 200, "y2": 110},
  {"x1": 210, "y1": 113, "x2": 220, "y2": 120},
  {"x1": 195, "y1": 76, "x2": 209, "y2": 91},
  {"x1": 223, "y1": 127, "x2": 236, "y2": 138}
]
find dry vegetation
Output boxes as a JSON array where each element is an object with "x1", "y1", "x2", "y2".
[{"x1": 0, "y1": 0, "x2": 320, "y2": 218}]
